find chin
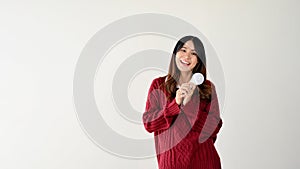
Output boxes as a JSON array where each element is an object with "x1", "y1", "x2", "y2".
[{"x1": 179, "y1": 68, "x2": 192, "y2": 72}]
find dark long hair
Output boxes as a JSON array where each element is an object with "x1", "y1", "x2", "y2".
[{"x1": 162, "y1": 35, "x2": 212, "y2": 100}]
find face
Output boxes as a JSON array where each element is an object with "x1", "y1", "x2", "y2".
[{"x1": 175, "y1": 40, "x2": 198, "y2": 72}]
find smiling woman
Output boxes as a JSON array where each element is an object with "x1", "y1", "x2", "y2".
[
  {"x1": 175, "y1": 41, "x2": 198, "y2": 71},
  {"x1": 142, "y1": 35, "x2": 223, "y2": 169}
]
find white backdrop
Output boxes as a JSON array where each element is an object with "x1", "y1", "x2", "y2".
[{"x1": 1, "y1": 0, "x2": 299, "y2": 168}]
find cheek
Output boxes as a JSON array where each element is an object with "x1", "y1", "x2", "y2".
[
  {"x1": 175, "y1": 55, "x2": 180, "y2": 63},
  {"x1": 174, "y1": 56, "x2": 181, "y2": 67},
  {"x1": 175, "y1": 52, "x2": 182, "y2": 59},
  {"x1": 174, "y1": 53, "x2": 179, "y2": 60},
  {"x1": 192, "y1": 58, "x2": 198, "y2": 65}
]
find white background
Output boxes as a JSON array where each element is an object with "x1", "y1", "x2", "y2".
[{"x1": 1, "y1": 0, "x2": 299, "y2": 168}]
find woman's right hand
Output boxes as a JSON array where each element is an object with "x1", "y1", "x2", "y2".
[
  {"x1": 175, "y1": 87, "x2": 186, "y2": 105},
  {"x1": 176, "y1": 82, "x2": 197, "y2": 106}
]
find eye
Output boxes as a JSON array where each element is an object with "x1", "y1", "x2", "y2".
[
  {"x1": 180, "y1": 49, "x2": 186, "y2": 52},
  {"x1": 192, "y1": 52, "x2": 198, "y2": 56}
]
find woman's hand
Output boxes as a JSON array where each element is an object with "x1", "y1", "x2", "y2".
[
  {"x1": 176, "y1": 82, "x2": 197, "y2": 106},
  {"x1": 175, "y1": 87, "x2": 185, "y2": 105},
  {"x1": 181, "y1": 82, "x2": 197, "y2": 106}
]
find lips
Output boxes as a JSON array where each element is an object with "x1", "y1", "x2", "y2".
[{"x1": 180, "y1": 59, "x2": 190, "y2": 66}]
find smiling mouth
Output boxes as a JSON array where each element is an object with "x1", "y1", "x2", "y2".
[{"x1": 180, "y1": 59, "x2": 190, "y2": 66}]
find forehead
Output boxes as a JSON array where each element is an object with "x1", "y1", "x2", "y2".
[{"x1": 182, "y1": 40, "x2": 195, "y2": 51}]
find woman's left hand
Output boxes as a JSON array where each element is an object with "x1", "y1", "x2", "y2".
[{"x1": 180, "y1": 82, "x2": 197, "y2": 106}]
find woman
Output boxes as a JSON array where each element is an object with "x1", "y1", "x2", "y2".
[{"x1": 142, "y1": 35, "x2": 223, "y2": 169}]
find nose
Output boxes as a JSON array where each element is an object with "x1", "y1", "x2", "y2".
[{"x1": 184, "y1": 52, "x2": 192, "y2": 59}]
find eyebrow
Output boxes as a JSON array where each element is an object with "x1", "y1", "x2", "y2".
[{"x1": 182, "y1": 46, "x2": 196, "y2": 52}]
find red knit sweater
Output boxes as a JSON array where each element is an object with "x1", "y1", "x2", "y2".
[{"x1": 143, "y1": 76, "x2": 223, "y2": 169}]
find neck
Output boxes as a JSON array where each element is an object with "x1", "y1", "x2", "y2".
[{"x1": 178, "y1": 71, "x2": 193, "y2": 85}]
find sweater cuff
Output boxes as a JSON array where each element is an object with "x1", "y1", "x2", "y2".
[{"x1": 164, "y1": 99, "x2": 181, "y2": 117}]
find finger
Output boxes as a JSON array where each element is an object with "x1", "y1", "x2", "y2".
[
  {"x1": 177, "y1": 89, "x2": 186, "y2": 97},
  {"x1": 185, "y1": 83, "x2": 197, "y2": 91},
  {"x1": 181, "y1": 83, "x2": 195, "y2": 89},
  {"x1": 181, "y1": 83, "x2": 191, "y2": 88},
  {"x1": 188, "y1": 82, "x2": 196, "y2": 88},
  {"x1": 182, "y1": 85, "x2": 196, "y2": 96},
  {"x1": 180, "y1": 87, "x2": 189, "y2": 93},
  {"x1": 180, "y1": 92, "x2": 186, "y2": 98},
  {"x1": 180, "y1": 86, "x2": 190, "y2": 94}
]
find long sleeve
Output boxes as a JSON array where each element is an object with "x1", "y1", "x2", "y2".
[
  {"x1": 180, "y1": 81, "x2": 223, "y2": 143},
  {"x1": 142, "y1": 78, "x2": 182, "y2": 133}
]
